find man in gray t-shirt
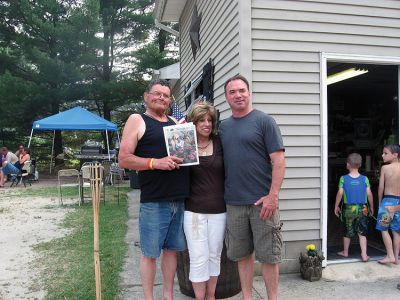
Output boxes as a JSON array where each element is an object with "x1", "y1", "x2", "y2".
[{"x1": 219, "y1": 75, "x2": 285, "y2": 300}]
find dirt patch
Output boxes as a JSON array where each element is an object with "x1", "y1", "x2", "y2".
[{"x1": 0, "y1": 188, "x2": 75, "y2": 299}]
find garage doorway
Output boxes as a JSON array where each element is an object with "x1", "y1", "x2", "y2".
[{"x1": 326, "y1": 62, "x2": 399, "y2": 263}]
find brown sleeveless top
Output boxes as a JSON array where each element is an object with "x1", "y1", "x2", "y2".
[{"x1": 186, "y1": 136, "x2": 225, "y2": 213}]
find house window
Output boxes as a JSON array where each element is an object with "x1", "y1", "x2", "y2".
[{"x1": 184, "y1": 74, "x2": 203, "y2": 109}]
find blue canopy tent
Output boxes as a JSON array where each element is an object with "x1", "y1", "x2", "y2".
[{"x1": 28, "y1": 106, "x2": 120, "y2": 173}]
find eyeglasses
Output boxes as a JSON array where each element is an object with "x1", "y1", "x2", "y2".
[{"x1": 148, "y1": 91, "x2": 171, "y2": 100}]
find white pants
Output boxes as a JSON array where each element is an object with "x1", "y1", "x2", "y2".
[{"x1": 183, "y1": 211, "x2": 227, "y2": 282}]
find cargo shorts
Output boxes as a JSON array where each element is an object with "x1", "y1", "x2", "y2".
[{"x1": 225, "y1": 204, "x2": 283, "y2": 264}]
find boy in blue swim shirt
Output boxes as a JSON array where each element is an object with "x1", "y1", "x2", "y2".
[{"x1": 334, "y1": 153, "x2": 374, "y2": 262}]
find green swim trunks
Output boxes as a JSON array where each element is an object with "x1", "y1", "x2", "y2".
[{"x1": 341, "y1": 204, "x2": 369, "y2": 238}]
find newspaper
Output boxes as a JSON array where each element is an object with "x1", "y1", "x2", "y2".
[{"x1": 163, "y1": 122, "x2": 199, "y2": 166}]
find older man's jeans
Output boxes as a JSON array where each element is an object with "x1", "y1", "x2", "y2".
[{"x1": 139, "y1": 201, "x2": 186, "y2": 258}]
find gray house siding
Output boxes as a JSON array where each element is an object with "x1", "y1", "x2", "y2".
[
  {"x1": 174, "y1": 0, "x2": 400, "y2": 273},
  {"x1": 251, "y1": 0, "x2": 400, "y2": 271},
  {"x1": 178, "y1": 0, "x2": 239, "y2": 111}
]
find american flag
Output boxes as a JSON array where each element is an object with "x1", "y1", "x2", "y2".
[{"x1": 171, "y1": 102, "x2": 186, "y2": 124}]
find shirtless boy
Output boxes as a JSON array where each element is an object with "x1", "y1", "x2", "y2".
[{"x1": 375, "y1": 144, "x2": 400, "y2": 264}]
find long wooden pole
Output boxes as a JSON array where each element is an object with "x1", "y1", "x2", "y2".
[{"x1": 91, "y1": 163, "x2": 102, "y2": 300}]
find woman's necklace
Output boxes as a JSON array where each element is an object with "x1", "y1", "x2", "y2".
[{"x1": 198, "y1": 139, "x2": 212, "y2": 156}]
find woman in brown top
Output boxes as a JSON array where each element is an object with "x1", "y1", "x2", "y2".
[{"x1": 184, "y1": 101, "x2": 226, "y2": 300}]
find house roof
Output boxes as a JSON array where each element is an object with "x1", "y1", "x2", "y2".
[
  {"x1": 153, "y1": 62, "x2": 180, "y2": 89},
  {"x1": 32, "y1": 106, "x2": 117, "y2": 131},
  {"x1": 154, "y1": 0, "x2": 186, "y2": 22},
  {"x1": 155, "y1": 62, "x2": 180, "y2": 79}
]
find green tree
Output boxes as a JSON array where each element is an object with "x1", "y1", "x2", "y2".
[
  {"x1": 0, "y1": 0, "x2": 98, "y2": 154},
  {"x1": 88, "y1": 0, "x2": 154, "y2": 146},
  {"x1": 0, "y1": 0, "x2": 179, "y2": 169}
]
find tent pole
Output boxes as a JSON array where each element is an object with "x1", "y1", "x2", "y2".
[
  {"x1": 28, "y1": 129, "x2": 34, "y2": 148},
  {"x1": 116, "y1": 131, "x2": 121, "y2": 163},
  {"x1": 117, "y1": 130, "x2": 121, "y2": 146},
  {"x1": 106, "y1": 130, "x2": 111, "y2": 161},
  {"x1": 50, "y1": 130, "x2": 55, "y2": 175}
]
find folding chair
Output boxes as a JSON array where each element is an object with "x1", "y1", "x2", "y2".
[
  {"x1": 58, "y1": 169, "x2": 81, "y2": 205},
  {"x1": 10, "y1": 159, "x2": 37, "y2": 187},
  {"x1": 8, "y1": 164, "x2": 22, "y2": 188},
  {"x1": 19, "y1": 160, "x2": 35, "y2": 187},
  {"x1": 109, "y1": 163, "x2": 125, "y2": 204},
  {"x1": 80, "y1": 162, "x2": 105, "y2": 205},
  {"x1": 110, "y1": 163, "x2": 125, "y2": 183},
  {"x1": 101, "y1": 160, "x2": 113, "y2": 185},
  {"x1": 9, "y1": 170, "x2": 21, "y2": 187}
]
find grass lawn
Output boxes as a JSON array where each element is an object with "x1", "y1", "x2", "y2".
[{"x1": 21, "y1": 186, "x2": 131, "y2": 300}]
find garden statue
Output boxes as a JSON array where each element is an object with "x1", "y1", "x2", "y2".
[{"x1": 299, "y1": 244, "x2": 325, "y2": 282}]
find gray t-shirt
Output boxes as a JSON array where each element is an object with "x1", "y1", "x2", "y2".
[{"x1": 219, "y1": 109, "x2": 284, "y2": 205}]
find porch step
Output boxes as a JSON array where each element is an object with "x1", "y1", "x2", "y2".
[{"x1": 323, "y1": 260, "x2": 400, "y2": 282}]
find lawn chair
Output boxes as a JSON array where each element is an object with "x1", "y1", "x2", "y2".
[
  {"x1": 9, "y1": 170, "x2": 21, "y2": 187},
  {"x1": 9, "y1": 160, "x2": 34, "y2": 188},
  {"x1": 80, "y1": 162, "x2": 105, "y2": 205},
  {"x1": 110, "y1": 162, "x2": 125, "y2": 184},
  {"x1": 109, "y1": 163, "x2": 125, "y2": 204},
  {"x1": 102, "y1": 160, "x2": 124, "y2": 186},
  {"x1": 7, "y1": 163, "x2": 22, "y2": 188},
  {"x1": 58, "y1": 169, "x2": 81, "y2": 205},
  {"x1": 18, "y1": 160, "x2": 36, "y2": 187},
  {"x1": 101, "y1": 160, "x2": 112, "y2": 185}
]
